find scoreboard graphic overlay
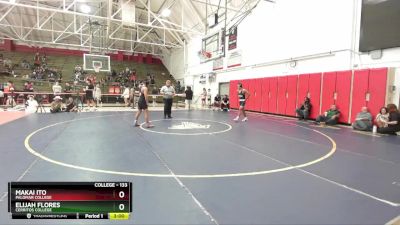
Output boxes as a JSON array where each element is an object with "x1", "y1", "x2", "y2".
[{"x1": 8, "y1": 182, "x2": 132, "y2": 220}]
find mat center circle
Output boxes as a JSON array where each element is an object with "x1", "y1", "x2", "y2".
[{"x1": 140, "y1": 119, "x2": 232, "y2": 135}]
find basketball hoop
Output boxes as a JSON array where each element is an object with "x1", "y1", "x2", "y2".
[{"x1": 198, "y1": 50, "x2": 212, "y2": 62}]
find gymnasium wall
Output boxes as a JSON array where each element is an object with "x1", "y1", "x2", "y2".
[{"x1": 163, "y1": 0, "x2": 400, "y2": 107}]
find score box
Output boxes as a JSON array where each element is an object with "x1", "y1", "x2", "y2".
[{"x1": 8, "y1": 182, "x2": 132, "y2": 220}]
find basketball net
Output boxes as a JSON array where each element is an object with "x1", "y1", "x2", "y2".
[
  {"x1": 94, "y1": 65, "x2": 101, "y2": 73},
  {"x1": 198, "y1": 50, "x2": 212, "y2": 61}
]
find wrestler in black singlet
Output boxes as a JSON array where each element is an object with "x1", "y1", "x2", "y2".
[{"x1": 138, "y1": 86, "x2": 148, "y2": 110}]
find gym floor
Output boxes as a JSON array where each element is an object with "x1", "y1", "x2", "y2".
[{"x1": 0, "y1": 110, "x2": 399, "y2": 224}]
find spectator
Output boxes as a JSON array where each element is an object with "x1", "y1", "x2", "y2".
[
  {"x1": 376, "y1": 107, "x2": 389, "y2": 128},
  {"x1": 151, "y1": 87, "x2": 158, "y2": 95},
  {"x1": 213, "y1": 94, "x2": 221, "y2": 111},
  {"x1": 315, "y1": 105, "x2": 340, "y2": 125},
  {"x1": 201, "y1": 88, "x2": 207, "y2": 108},
  {"x1": 85, "y1": 80, "x2": 95, "y2": 111},
  {"x1": 5, "y1": 96, "x2": 16, "y2": 109},
  {"x1": 64, "y1": 82, "x2": 72, "y2": 99},
  {"x1": 50, "y1": 96, "x2": 63, "y2": 113},
  {"x1": 0, "y1": 89, "x2": 4, "y2": 105},
  {"x1": 52, "y1": 82, "x2": 62, "y2": 96},
  {"x1": 7, "y1": 81, "x2": 15, "y2": 93},
  {"x1": 24, "y1": 82, "x2": 33, "y2": 92},
  {"x1": 34, "y1": 52, "x2": 41, "y2": 67},
  {"x1": 184, "y1": 86, "x2": 193, "y2": 110},
  {"x1": 25, "y1": 95, "x2": 38, "y2": 113},
  {"x1": 296, "y1": 97, "x2": 312, "y2": 120},
  {"x1": 377, "y1": 104, "x2": 400, "y2": 135},
  {"x1": 129, "y1": 86, "x2": 136, "y2": 109},
  {"x1": 352, "y1": 106, "x2": 373, "y2": 131},
  {"x1": 207, "y1": 89, "x2": 212, "y2": 107},
  {"x1": 94, "y1": 84, "x2": 102, "y2": 107},
  {"x1": 122, "y1": 85, "x2": 130, "y2": 107},
  {"x1": 176, "y1": 81, "x2": 181, "y2": 94},
  {"x1": 150, "y1": 75, "x2": 155, "y2": 85},
  {"x1": 65, "y1": 97, "x2": 78, "y2": 112},
  {"x1": 221, "y1": 95, "x2": 230, "y2": 111}
]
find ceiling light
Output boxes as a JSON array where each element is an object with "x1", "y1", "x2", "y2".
[
  {"x1": 9, "y1": 0, "x2": 16, "y2": 3},
  {"x1": 161, "y1": 8, "x2": 171, "y2": 17},
  {"x1": 80, "y1": 4, "x2": 91, "y2": 14}
]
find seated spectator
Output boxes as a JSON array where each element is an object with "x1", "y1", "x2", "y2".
[
  {"x1": 25, "y1": 95, "x2": 38, "y2": 113},
  {"x1": 184, "y1": 86, "x2": 193, "y2": 110},
  {"x1": 65, "y1": 97, "x2": 78, "y2": 112},
  {"x1": 121, "y1": 85, "x2": 130, "y2": 107},
  {"x1": 377, "y1": 104, "x2": 400, "y2": 135},
  {"x1": 50, "y1": 96, "x2": 63, "y2": 113},
  {"x1": 23, "y1": 82, "x2": 33, "y2": 92},
  {"x1": 296, "y1": 97, "x2": 312, "y2": 120},
  {"x1": 150, "y1": 75, "x2": 155, "y2": 85},
  {"x1": 213, "y1": 94, "x2": 221, "y2": 111},
  {"x1": 315, "y1": 105, "x2": 340, "y2": 125},
  {"x1": 376, "y1": 107, "x2": 389, "y2": 128},
  {"x1": 52, "y1": 82, "x2": 62, "y2": 96},
  {"x1": 5, "y1": 96, "x2": 16, "y2": 109},
  {"x1": 151, "y1": 87, "x2": 158, "y2": 95},
  {"x1": 352, "y1": 107, "x2": 373, "y2": 131},
  {"x1": 221, "y1": 95, "x2": 230, "y2": 111}
]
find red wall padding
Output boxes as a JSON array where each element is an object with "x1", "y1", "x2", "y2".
[
  {"x1": 277, "y1": 76, "x2": 288, "y2": 115},
  {"x1": 297, "y1": 74, "x2": 309, "y2": 108},
  {"x1": 351, "y1": 69, "x2": 369, "y2": 122},
  {"x1": 308, "y1": 73, "x2": 322, "y2": 119},
  {"x1": 367, "y1": 68, "x2": 387, "y2": 120},
  {"x1": 261, "y1": 78, "x2": 270, "y2": 113},
  {"x1": 286, "y1": 75, "x2": 298, "y2": 116},
  {"x1": 268, "y1": 77, "x2": 278, "y2": 114},
  {"x1": 229, "y1": 80, "x2": 238, "y2": 109},
  {"x1": 321, "y1": 72, "x2": 337, "y2": 114},
  {"x1": 335, "y1": 70, "x2": 352, "y2": 123}
]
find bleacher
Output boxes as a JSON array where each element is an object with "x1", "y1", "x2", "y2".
[{"x1": 0, "y1": 50, "x2": 172, "y2": 94}]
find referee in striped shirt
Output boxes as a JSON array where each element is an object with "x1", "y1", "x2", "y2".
[{"x1": 160, "y1": 80, "x2": 176, "y2": 119}]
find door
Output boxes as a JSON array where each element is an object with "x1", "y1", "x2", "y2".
[
  {"x1": 286, "y1": 75, "x2": 298, "y2": 116},
  {"x1": 229, "y1": 80, "x2": 238, "y2": 109},
  {"x1": 268, "y1": 77, "x2": 278, "y2": 114},
  {"x1": 277, "y1": 76, "x2": 288, "y2": 115},
  {"x1": 261, "y1": 78, "x2": 270, "y2": 113},
  {"x1": 321, "y1": 72, "x2": 337, "y2": 115},
  {"x1": 308, "y1": 73, "x2": 322, "y2": 119},
  {"x1": 367, "y1": 68, "x2": 387, "y2": 119},
  {"x1": 351, "y1": 69, "x2": 369, "y2": 122},
  {"x1": 335, "y1": 70, "x2": 352, "y2": 123},
  {"x1": 253, "y1": 78, "x2": 263, "y2": 112},
  {"x1": 297, "y1": 74, "x2": 309, "y2": 109}
]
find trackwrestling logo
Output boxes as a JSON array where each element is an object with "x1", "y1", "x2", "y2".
[{"x1": 168, "y1": 122, "x2": 210, "y2": 130}]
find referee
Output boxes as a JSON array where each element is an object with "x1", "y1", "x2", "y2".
[{"x1": 160, "y1": 80, "x2": 175, "y2": 119}]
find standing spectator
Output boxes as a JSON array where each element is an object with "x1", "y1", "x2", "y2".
[
  {"x1": 221, "y1": 95, "x2": 230, "y2": 111},
  {"x1": 25, "y1": 95, "x2": 38, "y2": 113},
  {"x1": 201, "y1": 88, "x2": 207, "y2": 108},
  {"x1": 160, "y1": 80, "x2": 175, "y2": 119},
  {"x1": 352, "y1": 107, "x2": 373, "y2": 131},
  {"x1": 122, "y1": 85, "x2": 130, "y2": 107},
  {"x1": 64, "y1": 82, "x2": 72, "y2": 99},
  {"x1": 129, "y1": 86, "x2": 136, "y2": 109},
  {"x1": 315, "y1": 105, "x2": 340, "y2": 125},
  {"x1": 296, "y1": 97, "x2": 312, "y2": 120},
  {"x1": 377, "y1": 104, "x2": 400, "y2": 135},
  {"x1": 85, "y1": 80, "x2": 95, "y2": 111},
  {"x1": 176, "y1": 81, "x2": 181, "y2": 94},
  {"x1": 207, "y1": 89, "x2": 212, "y2": 108},
  {"x1": 376, "y1": 107, "x2": 389, "y2": 128},
  {"x1": 34, "y1": 52, "x2": 41, "y2": 67},
  {"x1": 150, "y1": 75, "x2": 155, "y2": 85},
  {"x1": 184, "y1": 86, "x2": 193, "y2": 110},
  {"x1": 94, "y1": 84, "x2": 102, "y2": 107},
  {"x1": 52, "y1": 82, "x2": 62, "y2": 96}
]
